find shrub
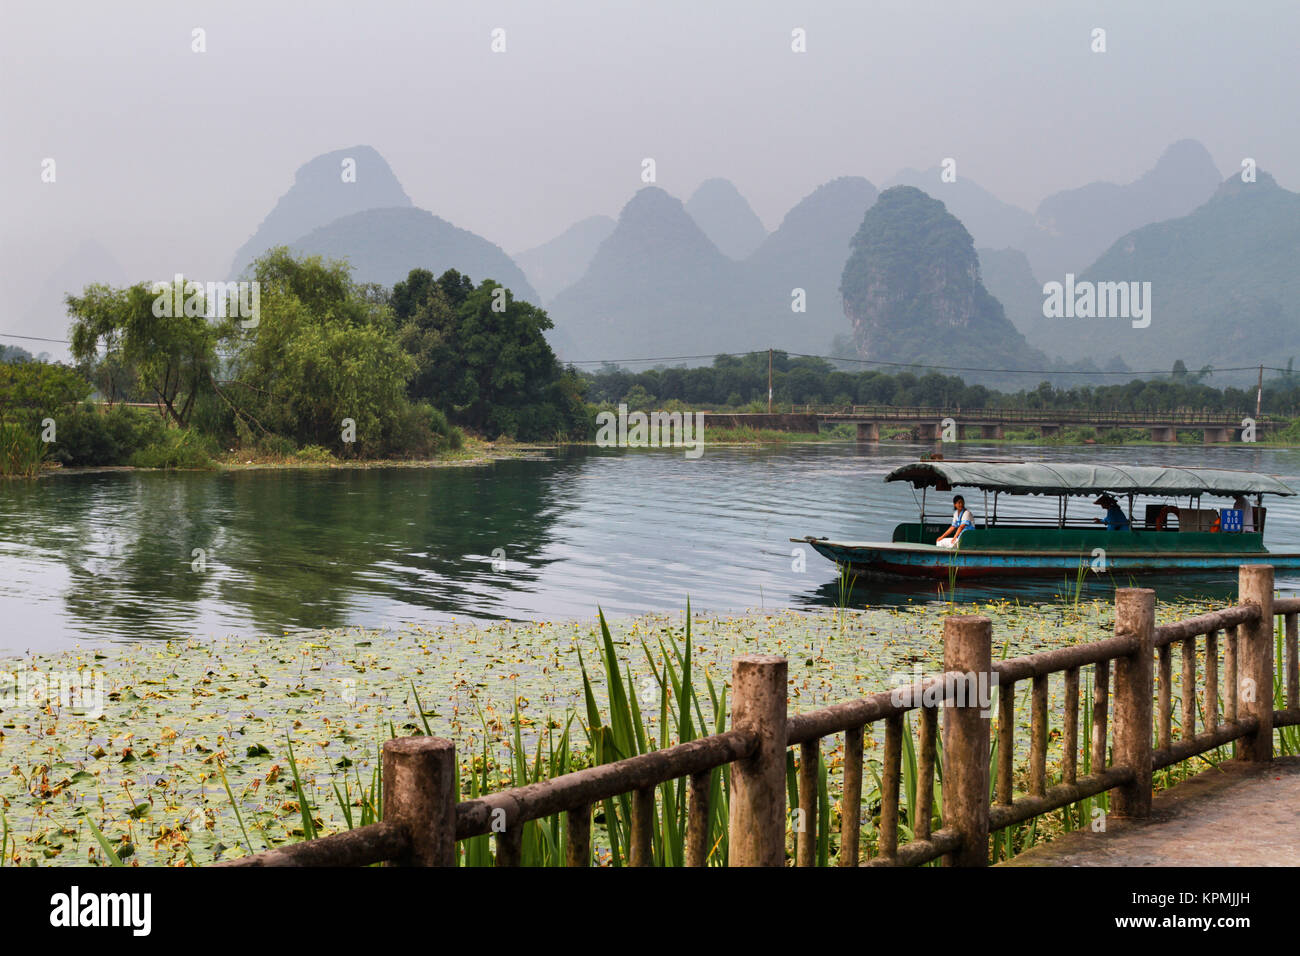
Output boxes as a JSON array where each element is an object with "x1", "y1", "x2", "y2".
[
  {"x1": 381, "y1": 402, "x2": 464, "y2": 458},
  {"x1": 129, "y1": 429, "x2": 216, "y2": 469},
  {"x1": 295, "y1": 444, "x2": 335, "y2": 463},
  {"x1": 1277, "y1": 418, "x2": 1300, "y2": 443},
  {"x1": 256, "y1": 433, "x2": 297, "y2": 459},
  {"x1": 49, "y1": 404, "x2": 167, "y2": 467}
]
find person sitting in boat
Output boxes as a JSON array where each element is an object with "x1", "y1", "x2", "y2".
[
  {"x1": 936, "y1": 495, "x2": 974, "y2": 548},
  {"x1": 1232, "y1": 495, "x2": 1256, "y2": 533},
  {"x1": 1093, "y1": 494, "x2": 1131, "y2": 531}
]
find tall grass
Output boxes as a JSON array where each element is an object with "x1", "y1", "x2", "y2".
[
  {"x1": 0, "y1": 422, "x2": 45, "y2": 477},
  {"x1": 835, "y1": 563, "x2": 858, "y2": 632},
  {"x1": 1274, "y1": 615, "x2": 1299, "y2": 756}
]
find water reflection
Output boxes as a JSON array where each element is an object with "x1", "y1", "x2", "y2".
[{"x1": 1, "y1": 442, "x2": 1297, "y2": 651}]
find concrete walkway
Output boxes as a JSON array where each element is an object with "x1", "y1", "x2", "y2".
[{"x1": 1004, "y1": 756, "x2": 1300, "y2": 866}]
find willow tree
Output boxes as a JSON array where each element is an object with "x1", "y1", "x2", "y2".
[
  {"x1": 66, "y1": 281, "x2": 218, "y2": 426},
  {"x1": 222, "y1": 249, "x2": 416, "y2": 455}
]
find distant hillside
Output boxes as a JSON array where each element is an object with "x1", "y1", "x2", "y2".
[
  {"x1": 549, "y1": 187, "x2": 742, "y2": 361},
  {"x1": 287, "y1": 207, "x2": 539, "y2": 302},
  {"x1": 1043, "y1": 172, "x2": 1300, "y2": 375},
  {"x1": 685, "y1": 178, "x2": 768, "y2": 260},
  {"x1": 741, "y1": 176, "x2": 879, "y2": 352},
  {"x1": 977, "y1": 247, "x2": 1049, "y2": 348},
  {"x1": 26, "y1": 239, "x2": 128, "y2": 344},
  {"x1": 886, "y1": 169, "x2": 1036, "y2": 250},
  {"x1": 842, "y1": 187, "x2": 1047, "y2": 376},
  {"x1": 545, "y1": 178, "x2": 878, "y2": 362},
  {"x1": 230, "y1": 145, "x2": 412, "y2": 278},
  {"x1": 1026, "y1": 139, "x2": 1222, "y2": 280},
  {"x1": 514, "y1": 215, "x2": 615, "y2": 303}
]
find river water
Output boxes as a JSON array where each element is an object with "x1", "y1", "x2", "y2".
[{"x1": 2, "y1": 443, "x2": 1299, "y2": 651}]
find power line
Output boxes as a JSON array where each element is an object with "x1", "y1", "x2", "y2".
[
  {"x1": 564, "y1": 352, "x2": 749, "y2": 366},
  {"x1": 786, "y1": 353, "x2": 1289, "y2": 377},
  {"x1": 0, "y1": 332, "x2": 72, "y2": 345},
  {"x1": 3, "y1": 329, "x2": 1292, "y2": 382}
]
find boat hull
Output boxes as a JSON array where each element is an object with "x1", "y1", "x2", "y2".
[{"x1": 793, "y1": 536, "x2": 1300, "y2": 580}]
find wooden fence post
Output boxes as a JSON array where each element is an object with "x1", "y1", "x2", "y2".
[
  {"x1": 1112, "y1": 588, "x2": 1155, "y2": 818},
  {"x1": 1238, "y1": 564, "x2": 1274, "y2": 763},
  {"x1": 941, "y1": 615, "x2": 992, "y2": 867},
  {"x1": 382, "y1": 736, "x2": 457, "y2": 866},
  {"x1": 727, "y1": 654, "x2": 788, "y2": 866}
]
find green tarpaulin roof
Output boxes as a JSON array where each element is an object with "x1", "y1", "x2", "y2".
[{"x1": 884, "y1": 461, "x2": 1295, "y2": 497}]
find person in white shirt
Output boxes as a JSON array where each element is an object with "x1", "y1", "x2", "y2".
[
  {"x1": 936, "y1": 495, "x2": 975, "y2": 548},
  {"x1": 1232, "y1": 495, "x2": 1256, "y2": 533}
]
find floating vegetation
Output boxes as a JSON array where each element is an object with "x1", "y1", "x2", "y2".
[{"x1": 0, "y1": 597, "x2": 1225, "y2": 865}]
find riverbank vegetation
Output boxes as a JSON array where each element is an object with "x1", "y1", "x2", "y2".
[
  {"x1": 0, "y1": 251, "x2": 586, "y2": 476},
  {"x1": 4, "y1": 596, "x2": 1293, "y2": 867},
  {"x1": 4, "y1": 256, "x2": 1300, "y2": 476},
  {"x1": 582, "y1": 352, "x2": 1300, "y2": 416}
]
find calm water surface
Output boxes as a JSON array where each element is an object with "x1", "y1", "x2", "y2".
[{"x1": 2, "y1": 443, "x2": 1299, "y2": 651}]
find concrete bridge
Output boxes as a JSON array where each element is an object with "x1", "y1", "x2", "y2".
[{"x1": 788, "y1": 404, "x2": 1285, "y2": 443}]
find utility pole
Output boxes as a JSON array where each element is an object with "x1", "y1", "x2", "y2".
[
  {"x1": 1256, "y1": 364, "x2": 1264, "y2": 420},
  {"x1": 768, "y1": 348, "x2": 773, "y2": 413}
]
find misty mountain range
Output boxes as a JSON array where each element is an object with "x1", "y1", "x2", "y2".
[{"x1": 28, "y1": 139, "x2": 1300, "y2": 379}]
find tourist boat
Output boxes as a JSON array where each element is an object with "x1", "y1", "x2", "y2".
[{"x1": 792, "y1": 460, "x2": 1300, "y2": 579}]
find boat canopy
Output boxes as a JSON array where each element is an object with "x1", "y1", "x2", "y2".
[{"x1": 884, "y1": 461, "x2": 1296, "y2": 497}]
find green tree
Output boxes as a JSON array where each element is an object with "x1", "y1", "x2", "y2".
[
  {"x1": 67, "y1": 281, "x2": 217, "y2": 425},
  {"x1": 224, "y1": 250, "x2": 417, "y2": 456},
  {"x1": 0, "y1": 361, "x2": 92, "y2": 428},
  {"x1": 393, "y1": 268, "x2": 586, "y2": 440}
]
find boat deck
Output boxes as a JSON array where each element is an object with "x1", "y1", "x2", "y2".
[{"x1": 792, "y1": 536, "x2": 1300, "y2": 559}]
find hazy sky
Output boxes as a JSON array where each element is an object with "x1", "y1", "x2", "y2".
[{"x1": 3, "y1": 0, "x2": 1297, "y2": 349}]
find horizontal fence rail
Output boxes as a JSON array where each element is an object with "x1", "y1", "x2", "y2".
[
  {"x1": 789, "y1": 404, "x2": 1284, "y2": 427},
  {"x1": 221, "y1": 565, "x2": 1298, "y2": 867}
]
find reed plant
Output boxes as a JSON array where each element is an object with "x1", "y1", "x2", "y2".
[
  {"x1": 0, "y1": 422, "x2": 45, "y2": 477},
  {"x1": 835, "y1": 563, "x2": 858, "y2": 632}
]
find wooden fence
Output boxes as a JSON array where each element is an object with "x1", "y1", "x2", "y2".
[{"x1": 221, "y1": 564, "x2": 1300, "y2": 867}]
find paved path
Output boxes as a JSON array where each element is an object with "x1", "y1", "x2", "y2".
[{"x1": 1004, "y1": 756, "x2": 1300, "y2": 866}]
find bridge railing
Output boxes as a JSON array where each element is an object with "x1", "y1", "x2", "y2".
[
  {"x1": 220, "y1": 565, "x2": 1297, "y2": 867},
  {"x1": 790, "y1": 404, "x2": 1281, "y2": 425}
]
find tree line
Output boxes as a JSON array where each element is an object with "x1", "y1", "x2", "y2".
[
  {"x1": 578, "y1": 352, "x2": 1300, "y2": 416},
  {"x1": 3, "y1": 254, "x2": 1298, "y2": 474},
  {"x1": 1, "y1": 249, "x2": 588, "y2": 471}
]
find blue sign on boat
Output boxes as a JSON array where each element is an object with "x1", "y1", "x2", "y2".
[{"x1": 1220, "y1": 509, "x2": 1244, "y2": 533}]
